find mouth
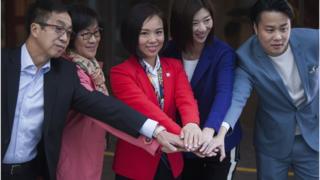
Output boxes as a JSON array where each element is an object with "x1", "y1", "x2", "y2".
[
  {"x1": 195, "y1": 33, "x2": 207, "y2": 40},
  {"x1": 85, "y1": 46, "x2": 98, "y2": 51},
  {"x1": 55, "y1": 45, "x2": 66, "y2": 51},
  {"x1": 271, "y1": 44, "x2": 284, "y2": 49},
  {"x1": 146, "y1": 45, "x2": 159, "y2": 53}
]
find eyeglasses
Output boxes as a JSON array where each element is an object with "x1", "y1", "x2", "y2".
[
  {"x1": 79, "y1": 28, "x2": 103, "y2": 41},
  {"x1": 36, "y1": 22, "x2": 74, "y2": 38}
]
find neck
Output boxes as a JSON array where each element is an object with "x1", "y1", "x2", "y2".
[
  {"x1": 143, "y1": 57, "x2": 157, "y2": 68},
  {"x1": 26, "y1": 38, "x2": 50, "y2": 69},
  {"x1": 183, "y1": 43, "x2": 204, "y2": 60}
]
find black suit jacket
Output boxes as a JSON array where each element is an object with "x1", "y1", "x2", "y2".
[{"x1": 1, "y1": 47, "x2": 147, "y2": 179}]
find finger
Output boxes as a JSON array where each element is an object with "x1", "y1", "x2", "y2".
[
  {"x1": 219, "y1": 146, "x2": 226, "y2": 162},
  {"x1": 197, "y1": 132, "x2": 204, "y2": 147},
  {"x1": 213, "y1": 148, "x2": 219, "y2": 152},
  {"x1": 194, "y1": 152, "x2": 205, "y2": 158},
  {"x1": 161, "y1": 146, "x2": 169, "y2": 153},
  {"x1": 199, "y1": 141, "x2": 209, "y2": 152},
  {"x1": 211, "y1": 151, "x2": 218, "y2": 156},
  {"x1": 172, "y1": 137, "x2": 184, "y2": 148},
  {"x1": 184, "y1": 131, "x2": 191, "y2": 149},
  {"x1": 206, "y1": 151, "x2": 216, "y2": 157},
  {"x1": 180, "y1": 130, "x2": 184, "y2": 139},
  {"x1": 164, "y1": 142, "x2": 177, "y2": 152},
  {"x1": 203, "y1": 143, "x2": 213, "y2": 155},
  {"x1": 187, "y1": 132, "x2": 193, "y2": 150},
  {"x1": 193, "y1": 132, "x2": 199, "y2": 149}
]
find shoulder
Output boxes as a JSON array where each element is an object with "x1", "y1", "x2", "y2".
[
  {"x1": 1, "y1": 47, "x2": 21, "y2": 59},
  {"x1": 110, "y1": 57, "x2": 137, "y2": 74},
  {"x1": 160, "y1": 56, "x2": 183, "y2": 67},
  {"x1": 291, "y1": 28, "x2": 318, "y2": 39},
  {"x1": 51, "y1": 57, "x2": 78, "y2": 74},
  {"x1": 290, "y1": 28, "x2": 319, "y2": 48},
  {"x1": 203, "y1": 38, "x2": 236, "y2": 64},
  {"x1": 206, "y1": 37, "x2": 235, "y2": 55},
  {"x1": 236, "y1": 35, "x2": 257, "y2": 57}
]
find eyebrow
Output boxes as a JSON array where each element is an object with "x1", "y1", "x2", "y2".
[
  {"x1": 141, "y1": 27, "x2": 163, "y2": 31},
  {"x1": 265, "y1": 23, "x2": 288, "y2": 28},
  {"x1": 193, "y1": 15, "x2": 211, "y2": 22},
  {"x1": 83, "y1": 27, "x2": 99, "y2": 32},
  {"x1": 56, "y1": 20, "x2": 72, "y2": 29},
  {"x1": 280, "y1": 23, "x2": 289, "y2": 27}
]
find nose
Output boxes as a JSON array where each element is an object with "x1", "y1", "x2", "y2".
[
  {"x1": 197, "y1": 22, "x2": 206, "y2": 32},
  {"x1": 59, "y1": 31, "x2": 69, "y2": 43},
  {"x1": 148, "y1": 33, "x2": 157, "y2": 42},
  {"x1": 273, "y1": 31, "x2": 282, "y2": 41},
  {"x1": 88, "y1": 35, "x2": 98, "y2": 43}
]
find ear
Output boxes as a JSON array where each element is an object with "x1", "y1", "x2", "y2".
[
  {"x1": 30, "y1": 23, "x2": 41, "y2": 38},
  {"x1": 253, "y1": 23, "x2": 258, "y2": 35}
]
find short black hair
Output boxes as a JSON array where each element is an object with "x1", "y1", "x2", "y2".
[
  {"x1": 67, "y1": 4, "x2": 101, "y2": 50},
  {"x1": 250, "y1": 0, "x2": 294, "y2": 25},
  {"x1": 25, "y1": 1, "x2": 68, "y2": 36},
  {"x1": 120, "y1": 2, "x2": 168, "y2": 58},
  {"x1": 170, "y1": 0, "x2": 215, "y2": 52}
]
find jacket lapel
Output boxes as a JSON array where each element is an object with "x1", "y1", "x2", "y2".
[
  {"x1": 253, "y1": 38, "x2": 295, "y2": 106},
  {"x1": 130, "y1": 57, "x2": 159, "y2": 106},
  {"x1": 43, "y1": 59, "x2": 58, "y2": 134},
  {"x1": 6, "y1": 48, "x2": 21, "y2": 137},
  {"x1": 190, "y1": 46, "x2": 211, "y2": 88},
  {"x1": 161, "y1": 60, "x2": 173, "y2": 112}
]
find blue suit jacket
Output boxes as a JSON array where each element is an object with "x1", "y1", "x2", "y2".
[
  {"x1": 224, "y1": 28, "x2": 319, "y2": 158},
  {"x1": 164, "y1": 37, "x2": 242, "y2": 152}
]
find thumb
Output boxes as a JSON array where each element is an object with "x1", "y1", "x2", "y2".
[
  {"x1": 166, "y1": 143, "x2": 178, "y2": 152},
  {"x1": 180, "y1": 130, "x2": 184, "y2": 139},
  {"x1": 219, "y1": 146, "x2": 226, "y2": 162}
]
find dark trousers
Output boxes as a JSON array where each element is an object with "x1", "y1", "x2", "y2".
[
  {"x1": 116, "y1": 154, "x2": 180, "y2": 180},
  {"x1": 2, "y1": 159, "x2": 38, "y2": 180},
  {"x1": 182, "y1": 146, "x2": 240, "y2": 180}
]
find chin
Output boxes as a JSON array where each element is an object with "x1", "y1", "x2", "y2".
[
  {"x1": 195, "y1": 39, "x2": 206, "y2": 44},
  {"x1": 52, "y1": 53, "x2": 63, "y2": 58}
]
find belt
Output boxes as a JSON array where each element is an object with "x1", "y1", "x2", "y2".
[{"x1": 2, "y1": 159, "x2": 36, "y2": 176}]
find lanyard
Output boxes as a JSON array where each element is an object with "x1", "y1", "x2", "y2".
[{"x1": 140, "y1": 60, "x2": 164, "y2": 110}]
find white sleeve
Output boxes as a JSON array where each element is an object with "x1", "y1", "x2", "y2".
[{"x1": 139, "y1": 118, "x2": 158, "y2": 138}]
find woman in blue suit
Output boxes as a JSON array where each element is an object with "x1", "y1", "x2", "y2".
[{"x1": 163, "y1": 0, "x2": 242, "y2": 179}]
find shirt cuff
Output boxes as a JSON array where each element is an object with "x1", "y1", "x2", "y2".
[
  {"x1": 221, "y1": 122, "x2": 231, "y2": 131},
  {"x1": 139, "y1": 118, "x2": 158, "y2": 138}
]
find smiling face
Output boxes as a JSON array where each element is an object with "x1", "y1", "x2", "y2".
[
  {"x1": 138, "y1": 15, "x2": 164, "y2": 63},
  {"x1": 192, "y1": 8, "x2": 213, "y2": 45},
  {"x1": 74, "y1": 21, "x2": 101, "y2": 60},
  {"x1": 35, "y1": 12, "x2": 72, "y2": 58},
  {"x1": 254, "y1": 11, "x2": 291, "y2": 56}
]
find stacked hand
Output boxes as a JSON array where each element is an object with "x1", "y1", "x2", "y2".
[
  {"x1": 195, "y1": 126, "x2": 228, "y2": 161},
  {"x1": 154, "y1": 129, "x2": 184, "y2": 153},
  {"x1": 197, "y1": 127, "x2": 215, "y2": 157},
  {"x1": 180, "y1": 123, "x2": 203, "y2": 151},
  {"x1": 154, "y1": 124, "x2": 227, "y2": 162}
]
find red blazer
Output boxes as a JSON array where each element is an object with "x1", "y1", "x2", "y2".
[{"x1": 110, "y1": 56, "x2": 200, "y2": 180}]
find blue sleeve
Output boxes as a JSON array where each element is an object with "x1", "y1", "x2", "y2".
[
  {"x1": 204, "y1": 50, "x2": 235, "y2": 130},
  {"x1": 223, "y1": 67, "x2": 253, "y2": 129}
]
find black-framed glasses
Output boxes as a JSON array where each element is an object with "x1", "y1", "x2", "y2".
[
  {"x1": 79, "y1": 28, "x2": 103, "y2": 41},
  {"x1": 36, "y1": 22, "x2": 74, "y2": 38}
]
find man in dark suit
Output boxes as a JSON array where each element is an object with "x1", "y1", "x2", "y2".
[{"x1": 1, "y1": 1, "x2": 183, "y2": 180}]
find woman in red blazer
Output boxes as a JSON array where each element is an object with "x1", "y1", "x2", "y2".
[{"x1": 110, "y1": 3, "x2": 202, "y2": 180}]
